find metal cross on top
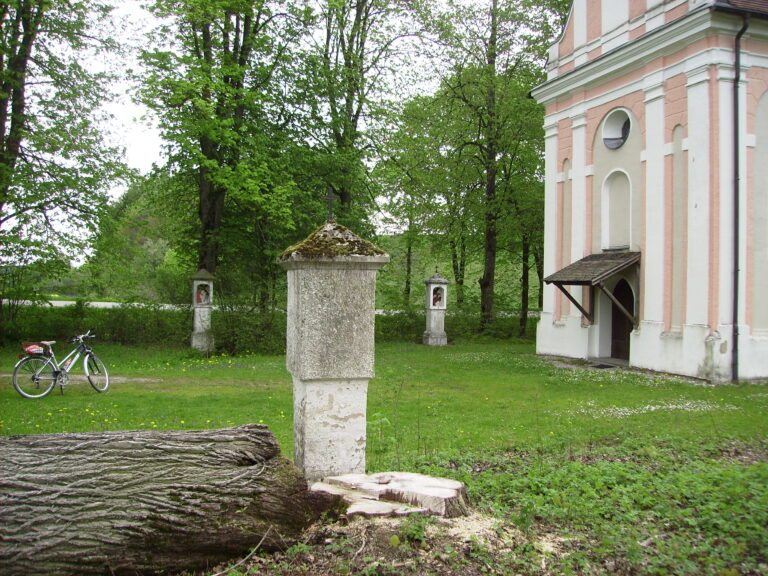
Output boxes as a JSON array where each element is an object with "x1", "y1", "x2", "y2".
[{"x1": 324, "y1": 185, "x2": 336, "y2": 222}]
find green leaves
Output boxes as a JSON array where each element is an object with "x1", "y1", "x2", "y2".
[
  {"x1": 136, "y1": 0, "x2": 317, "y2": 278},
  {"x1": 0, "y1": 0, "x2": 127, "y2": 263}
]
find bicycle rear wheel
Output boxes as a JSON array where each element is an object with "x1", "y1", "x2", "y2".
[
  {"x1": 84, "y1": 353, "x2": 109, "y2": 392},
  {"x1": 12, "y1": 356, "x2": 57, "y2": 398}
]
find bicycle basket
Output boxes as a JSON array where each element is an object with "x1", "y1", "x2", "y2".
[{"x1": 21, "y1": 342, "x2": 46, "y2": 355}]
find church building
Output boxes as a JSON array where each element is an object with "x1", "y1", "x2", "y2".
[{"x1": 531, "y1": 0, "x2": 768, "y2": 381}]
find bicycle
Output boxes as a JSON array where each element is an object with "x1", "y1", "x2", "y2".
[{"x1": 12, "y1": 330, "x2": 109, "y2": 398}]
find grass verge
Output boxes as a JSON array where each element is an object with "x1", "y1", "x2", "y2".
[{"x1": 1, "y1": 339, "x2": 766, "y2": 575}]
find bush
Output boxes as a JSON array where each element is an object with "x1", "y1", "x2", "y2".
[
  {"x1": 373, "y1": 310, "x2": 538, "y2": 345},
  {"x1": 1, "y1": 302, "x2": 538, "y2": 350},
  {"x1": 446, "y1": 312, "x2": 538, "y2": 341},
  {"x1": 0, "y1": 303, "x2": 190, "y2": 346},
  {"x1": 93, "y1": 305, "x2": 190, "y2": 346},
  {"x1": 375, "y1": 311, "x2": 425, "y2": 343},
  {"x1": 213, "y1": 307, "x2": 286, "y2": 355}
]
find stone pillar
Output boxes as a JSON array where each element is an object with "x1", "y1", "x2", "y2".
[
  {"x1": 279, "y1": 222, "x2": 389, "y2": 480},
  {"x1": 191, "y1": 269, "x2": 214, "y2": 353},
  {"x1": 423, "y1": 272, "x2": 448, "y2": 346}
]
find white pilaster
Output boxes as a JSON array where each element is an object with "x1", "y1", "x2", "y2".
[
  {"x1": 643, "y1": 74, "x2": 666, "y2": 322},
  {"x1": 574, "y1": 0, "x2": 587, "y2": 49},
  {"x1": 541, "y1": 120, "x2": 559, "y2": 316},
  {"x1": 685, "y1": 66, "x2": 711, "y2": 327},
  {"x1": 571, "y1": 112, "x2": 588, "y2": 263},
  {"x1": 716, "y1": 65, "x2": 736, "y2": 329}
]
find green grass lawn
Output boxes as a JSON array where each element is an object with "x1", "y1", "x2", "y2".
[
  {"x1": 2, "y1": 339, "x2": 763, "y2": 457},
  {"x1": 1, "y1": 338, "x2": 766, "y2": 575}
]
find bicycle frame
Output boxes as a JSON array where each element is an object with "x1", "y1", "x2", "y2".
[
  {"x1": 49, "y1": 339, "x2": 92, "y2": 376},
  {"x1": 18, "y1": 332, "x2": 94, "y2": 391},
  {"x1": 13, "y1": 329, "x2": 109, "y2": 398}
]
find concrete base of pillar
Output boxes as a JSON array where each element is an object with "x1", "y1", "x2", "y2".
[
  {"x1": 192, "y1": 306, "x2": 213, "y2": 352},
  {"x1": 293, "y1": 379, "x2": 368, "y2": 480},
  {"x1": 423, "y1": 331, "x2": 448, "y2": 346},
  {"x1": 191, "y1": 331, "x2": 214, "y2": 353},
  {"x1": 424, "y1": 309, "x2": 447, "y2": 346}
]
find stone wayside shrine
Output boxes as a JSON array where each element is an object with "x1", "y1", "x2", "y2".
[
  {"x1": 423, "y1": 272, "x2": 449, "y2": 346},
  {"x1": 191, "y1": 268, "x2": 214, "y2": 353},
  {"x1": 279, "y1": 221, "x2": 389, "y2": 480},
  {"x1": 279, "y1": 223, "x2": 469, "y2": 517}
]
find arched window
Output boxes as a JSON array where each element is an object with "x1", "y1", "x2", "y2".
[
  {"x1": 603, "y1": 109, "x2": 631, "y2": 150},
  {"x1": 603, "y1": 171, "x2": 631, "y2": 249}
]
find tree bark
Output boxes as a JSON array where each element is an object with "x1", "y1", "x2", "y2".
[
  {"x1": 479, "y1": 0, "x2": 499, "y2": 331},
  {"x1": 534, "y1": 243, "x2": 544, "y2": 310},
  {"x1": 0, "y1": 424, "x2": 336, "y2": 576},
  {"x1": 519, "y1": 234, "x2": 530, "y2": 337},
  {"x1": 449, "y1": 222, "x2": 467, "y2": 307},
  {"x1": 0, "y1": 0, "x2": 45, "y2": 206},
  {"x1": 404, "y1": 229, "x2": 413, "y2": 308}
]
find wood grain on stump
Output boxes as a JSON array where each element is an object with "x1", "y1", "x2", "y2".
[{"x1": 0, "y1": 424, "x2": 336, "y2": 576}]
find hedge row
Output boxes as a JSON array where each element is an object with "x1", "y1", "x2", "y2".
[
  {"x1": 1, "y1": 304, "x2": 536, "y2": 355},
  {"x1": 1, "y1": 303, "x2": 191, "y2": 348}
]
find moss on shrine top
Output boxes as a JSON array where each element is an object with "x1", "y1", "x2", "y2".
[{"x1": 279, "y1": 221, "x2": 387, "y2": 260}]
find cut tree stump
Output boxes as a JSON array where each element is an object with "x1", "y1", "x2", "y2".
[
  {"x1": 312, "y1": 472, "x2": 470, "y2": 518},
  {"x1": 0, "y1": 424, "x2": 337, "y2": 576}
]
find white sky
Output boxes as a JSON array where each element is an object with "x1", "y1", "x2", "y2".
[
  {"x1": 104, "y1": 1, "x2": 164, "y2": 176},
  {"x1": 102, "y1": 0, "x2": 448, "y2": 178}
]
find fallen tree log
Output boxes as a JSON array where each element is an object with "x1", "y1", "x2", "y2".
[{"x1": 0, "y1": 424, "x2": 337, "y2": 576}]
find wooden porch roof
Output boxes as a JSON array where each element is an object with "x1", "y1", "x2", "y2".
[{"x1": 544, "y1": 252, "x2": 641, "y2": 286}]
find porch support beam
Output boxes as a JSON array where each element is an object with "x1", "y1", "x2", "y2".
[
  {"x1": 597, "y1": 281, "x2": 637, "y2": 327},
  {"x1": 552, "y1": 283, "x2": 592, "y2": 322}
]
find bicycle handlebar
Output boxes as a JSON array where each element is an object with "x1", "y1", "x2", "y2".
[{"x1": 68, "y1": 330, "x2": 96, "y2": 343}]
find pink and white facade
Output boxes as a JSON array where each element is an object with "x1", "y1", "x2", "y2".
[{"x1": 532, "y1": 0, "x2": 768, "y2": 382}]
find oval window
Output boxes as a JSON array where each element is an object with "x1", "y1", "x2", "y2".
[{"x1": 603, "y1": 109, "x2": 631, "y2": 150}]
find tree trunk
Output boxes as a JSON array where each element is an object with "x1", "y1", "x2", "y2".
[
  {"x1": 534, "y1": 242, "x2": 544, "y2": 310},
  {"x1": 450, "y1": 232, "x2": 466, "y2": 307},
  {"x1": 479, "y1": 187, "x2": 497, "y2": 329},
  {"x1": 0, "y1": 0, "x2": 45, "y2": 202},
  {"x1": 404, "y1": 229, "x2": 413, "y2": 308},
  {"x1": 479, "y1": 0, "x2": 499, "y2": 331},
  {"x1": 519, "y1": 235, "x2": 530, "y2": 337},
  {"x1": 0, "y1": 424, "x2": 336, "y2": 576},
  {"x1": 197, "y1": 134, "x2": 225, "y2": 274}
]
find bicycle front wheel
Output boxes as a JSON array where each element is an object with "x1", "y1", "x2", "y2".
[
  {"x1": 84, "y1": 353, "x2": 109, "y2": 392},
  {"x1": 12, "y1": 356, "x2": 57, "y2": 398}
]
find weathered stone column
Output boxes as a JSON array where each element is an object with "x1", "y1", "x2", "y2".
[
  {"x1": 423, "y1": 272, "x2": 448, "y2": 346},
  {"x1": 191, "y1": 268, "x2": 214, "y2": 353},
  {"x1": 279, "y1": 222, "x2": 389, "y2": 480}
]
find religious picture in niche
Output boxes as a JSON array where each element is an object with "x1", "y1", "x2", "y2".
[
  {"x1": 196, "y1": 284, "x2": 211, "y2": 305},
  {"x1": 432, "y1": 287, "x2": 444, "y2": 308}
]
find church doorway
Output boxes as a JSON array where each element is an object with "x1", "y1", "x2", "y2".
[{"x1": 611, "y1": 279, "x2": 634, "y2": 360}]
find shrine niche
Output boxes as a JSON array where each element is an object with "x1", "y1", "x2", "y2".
[
  {"x1": 424, "y1": 272, "x2": 448, "y2": 346},
  {"x1": 431, "y1": 286, "x2": 445, "y2": 309},
  {"x1": 195, "y1": 283, "x2": 211, "y2": 305},
  {"x1": 191, "y1": 269, "x2": 214, "y2": 353}
]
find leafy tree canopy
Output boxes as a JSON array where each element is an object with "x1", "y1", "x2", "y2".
[{"x1": 0, "y1": 0, "x2": 127, "y2": 264}]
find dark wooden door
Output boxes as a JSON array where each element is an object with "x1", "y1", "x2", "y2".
[{"x1": 611, "y1": 279, "x2": 634, "y2": 360}]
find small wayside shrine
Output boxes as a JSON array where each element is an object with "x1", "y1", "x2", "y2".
[
  {"x1": 278, "y1": 221, "x2": 389, "y2": 480},
  {"x1": 191, "y1": 268, "x2": 214, "y2": 353},
  {"x1": 532, "y1": 0, "x2": 768, "y2": 382},
  {"x1": 278, "y1": 221, "x2": 471, "y2": 516},
  {"x1": 423, "y1": 272, "x2": 449, "y2": 346}
]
